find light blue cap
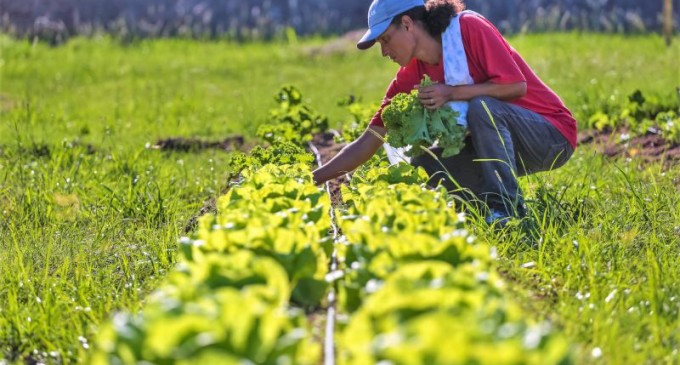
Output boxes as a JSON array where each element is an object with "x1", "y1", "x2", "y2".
[{"x1": 357, "y1": 0, "x2": 425, "y2": 50}]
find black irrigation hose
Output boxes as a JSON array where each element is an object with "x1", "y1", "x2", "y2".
[{"x1": 307, "y1": 141, "x2": 339, "y2": 365}]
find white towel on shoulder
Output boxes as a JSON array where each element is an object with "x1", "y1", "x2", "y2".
[{"x1": 441, "y1": 10, "x2": 478, "y2": 128}]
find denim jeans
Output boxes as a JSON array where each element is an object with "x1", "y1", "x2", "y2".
[{"x1": 410, "y1": 96, "x2": 574, "y2": 216}]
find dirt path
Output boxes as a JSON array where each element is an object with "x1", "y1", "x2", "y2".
[{"x1": 153, "y1": 136, "x2": 244, "y2": 152}]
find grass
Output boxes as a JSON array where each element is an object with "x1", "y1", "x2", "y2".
[
  {"x1": 0, "y1": 145, "x2": 224, "y2": 363},
  {"x1": 0, "y1": 33, "x2": 678, "y2": 364},
  {"x1": 0, "y1": 35, "x2": 398, "y2": 148},
  {"x1": 481, "y1": 149, "x2": 680, "y2": 364},
  {"x1": 510, "y1": 33, "x2": 680, "y2": 125}
]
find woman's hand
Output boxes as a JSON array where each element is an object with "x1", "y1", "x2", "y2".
[
  {"x1": 418, "y1": 81, "x2": 528, "y2": 110},
  {"x1": 418, "y1": 83, "x2": 455, "y2": 110},
  {"x1": 312, "y1": 125, "x2": 385, "y2": 185}
]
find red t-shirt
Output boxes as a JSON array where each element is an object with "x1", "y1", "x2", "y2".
[{"x1": 370, "y1": 13, "x2": 577, "y2": 148}]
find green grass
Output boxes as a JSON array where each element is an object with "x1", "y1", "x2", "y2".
[
  {"x1": 0, "y1": 33, "x2": 678, "y2": 364},
  {"x1": 481, "y1": 150, "x2": 680, "y2": 364},
  {"x1": 0, "y1": 146, "x2": 224, "y2": 363},
  {"x1": 0, "y1": 35, "x2": 398, "y2": 148},
  {"x1": 510, "y1": 33, "x2": 680, "y2": 125}
]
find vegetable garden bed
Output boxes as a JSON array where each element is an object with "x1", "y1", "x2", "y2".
[{"x1": 90, "y1": 87, "x2": 575, "y2": 364}]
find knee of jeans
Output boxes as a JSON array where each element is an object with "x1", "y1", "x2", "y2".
[
  {"x1": 410, "y1": 154, "x2": 431, "y2": 171},
  {"x1": 468, "y1": 96, "x2": 499, "y2": 130},
  {"x1": 412, "y1": 155, "x2": 447, "y2": 181},
  {"x1": 410, "y1": 159, "x2": 453, "y2": 190}
]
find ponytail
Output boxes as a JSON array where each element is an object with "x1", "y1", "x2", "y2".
[
  {"x1": 424, "y1": 0, "x2": 465, "y2": 36},
  {"x1": 390, "y1": 0, "x2": 465, "y2": 37}
]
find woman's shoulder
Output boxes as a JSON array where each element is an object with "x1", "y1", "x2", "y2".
[{"x1": 459, "y1": 11, "x2": 497, "y2": 32}]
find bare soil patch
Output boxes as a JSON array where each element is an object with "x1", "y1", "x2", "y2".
[
  {"x1": 152, "y1": 135, "x2": 244, "y2": 152},
  {"x1": 310, "y1": 132, "x2": 349, "y2": 206},
  {"x1": 578, "y1": 127, "x2": 680, "y2": 169}
]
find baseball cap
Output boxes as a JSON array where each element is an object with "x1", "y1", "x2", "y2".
[{"x1": 357, "y1": 0, "x2": 425, "y2": 50}]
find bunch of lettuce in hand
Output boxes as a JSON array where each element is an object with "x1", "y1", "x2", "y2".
[{"x1": 381, "y1": 76, "x2": 466, "y2": 158}]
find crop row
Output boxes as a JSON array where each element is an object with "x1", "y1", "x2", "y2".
[
  {"x1": 90, "y1": 161, "x2": 572, "y2": 364},
  {"x1": 90, "y1": 164, "x2": 331, "y2": 364},
  {"x1": 90, "y1": 86, "x2": 572, "y2": 364},
  {"x1": 333, "y1": 164, "x2": 570, "y2": 364}
]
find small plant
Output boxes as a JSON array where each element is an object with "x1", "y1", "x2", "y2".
[
  {"x1": 334, "y1": 96, "x2": 378, "y2": 144},
  {"x1": 256, "y1": 85, "x2": 329, "y2": 145},
  {"x1": 229, "y1": 141, "x2": 314, "y2": 173}
]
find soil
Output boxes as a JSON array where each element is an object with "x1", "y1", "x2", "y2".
[
  {"x1": 183, "y1": 196, "x2": 218, "y2": 233},
  {"x1": 309, "y1": 132, "x2": 349, "y2": 206},
  {"x1": 577, "y1": 127, "x2": 680, "y2": 169},
  {"x1": 152, "y1": 135, "x2": 244, "y2": 152}
]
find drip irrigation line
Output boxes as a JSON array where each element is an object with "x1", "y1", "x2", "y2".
[{"x1": 308, "y1": 140, "x2": 339, "y2": 365}]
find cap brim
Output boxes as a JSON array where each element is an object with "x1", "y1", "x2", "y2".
[{"x1": 356, "y1": 19, "x2": 391, "y2": 50}]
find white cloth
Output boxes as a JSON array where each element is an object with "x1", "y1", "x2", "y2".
[
  {"x1": 441, "y1": 10, "x2": 477, "y2": 128},
  {"x1": 384, "y1": 10, "x2": 477, "y2": 164},
  {"x1": 383, "y1": 143, "x2": 411, "y2": 164}
]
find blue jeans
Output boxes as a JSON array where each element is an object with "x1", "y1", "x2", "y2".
[{"x1": 410, "y1": 96, "x2": 574, "y2": 216}]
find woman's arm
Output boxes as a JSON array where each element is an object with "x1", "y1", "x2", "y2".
[
  {"x1": 312, "y1": 125, "x2": 386, "y2": 185},
  {"x1": 418, "y1": 81, "x2": 527, "y2": 110}
]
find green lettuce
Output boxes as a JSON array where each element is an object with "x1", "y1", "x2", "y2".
[{"x1": 381, "y1": 76, "x2": 466, "y2": 158}]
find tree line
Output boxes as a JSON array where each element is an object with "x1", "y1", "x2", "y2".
[{"x1": 0, "y1": 0, "x2": 675, "y2": 45}]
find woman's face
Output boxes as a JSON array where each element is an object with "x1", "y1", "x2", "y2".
[{"x1": 377, "y1": 23, "x2": 414, "y2": 67}]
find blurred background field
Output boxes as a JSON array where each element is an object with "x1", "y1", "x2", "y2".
[
  {"x1": 0, "y1": 0, "x2": 676, "y2": 43},
  {"x1": 1, "y1": 33, "x2": 678, "y2": 148}
]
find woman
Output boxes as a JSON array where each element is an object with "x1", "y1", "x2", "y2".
[{"x1": 313, "y1": 0, "x2": 576, "y2": 225}]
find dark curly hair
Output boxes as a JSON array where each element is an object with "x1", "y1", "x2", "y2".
[{"x1": 390, "y1": 0, "x2": 466, "y2": 37}]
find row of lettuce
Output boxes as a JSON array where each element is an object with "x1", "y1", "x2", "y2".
[{"x1": 90, "y1": 87, "x2": 571, "y2": 364}]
